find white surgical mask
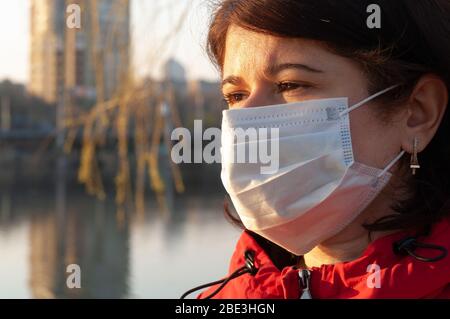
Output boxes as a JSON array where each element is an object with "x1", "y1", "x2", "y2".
[{"x1": 220, "y1": 86, "x2": 405, "y2": 256}]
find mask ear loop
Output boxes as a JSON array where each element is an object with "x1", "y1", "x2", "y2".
[
  {"x1": 376, "y1": 150, "x2": 406, "y2": 179},
  {"x1": 338, "y1": 85, "x2": 400, "y2": 118},
  {"x1": 334, "y1": 84, "x2": 403, "y2": 186},
  {"x1": 369, "y1": 150, "x2": 406, "y2": 187}
]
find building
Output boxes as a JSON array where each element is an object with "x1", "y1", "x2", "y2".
[
  {"x1": 29, "y1": 0, "x2": 66, "y2": 103},
  {"x1": 29, "y1": 0, "x2": 130, "y2": 104},
  {"x1": 164, "y1": 58, "x2": 187, "y2": 83}
]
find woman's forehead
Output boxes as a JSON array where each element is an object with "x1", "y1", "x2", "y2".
[{"x1": 223, "y1": 25, "x2": 343, "y2": 78}]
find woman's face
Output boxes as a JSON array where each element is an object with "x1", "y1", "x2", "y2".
[{"x1": 222, "y1": 24, "x2": 405, "y2": 170}]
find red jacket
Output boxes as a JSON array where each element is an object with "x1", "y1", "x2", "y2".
[{"x1": 198, "y1": 218, "x2": 450, "y2": 299}]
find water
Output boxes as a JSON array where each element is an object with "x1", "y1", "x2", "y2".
[{"x1": 0, "y1": 187, "x2": 241, "y2": 299}]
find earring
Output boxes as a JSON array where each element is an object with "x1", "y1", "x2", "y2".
[{"x1": 410, "y1": 137, "x2": 420, "y2": 175}]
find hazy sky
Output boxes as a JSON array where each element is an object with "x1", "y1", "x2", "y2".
[{"x1": 0, "y1": 0, "x2": 219, "y2": 84}]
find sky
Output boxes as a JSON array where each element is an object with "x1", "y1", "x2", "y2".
[{"x1": 0, "y1": 0, "x2": 219, "y2": 84}]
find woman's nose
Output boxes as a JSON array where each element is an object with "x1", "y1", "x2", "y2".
[{"x1": 238, "y1": 88, "x2": 284, "y2": 109}]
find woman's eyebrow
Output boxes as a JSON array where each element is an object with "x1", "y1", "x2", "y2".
[
  {"x1": 221, "y1": 75, "x2": 243, "y2": 89},
  {"x1": 266, "y1": 63, "x2": 324, "y2": 76},
  {"x1": 221, "y1": 63, "x2": 323, "y2": 89}
]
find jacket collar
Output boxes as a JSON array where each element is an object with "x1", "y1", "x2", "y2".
[{"x1": 220, "y1": 218, "x2": 450, "y2": 298}]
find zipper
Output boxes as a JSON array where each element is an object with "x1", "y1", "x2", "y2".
[{"x1": 298, "y1": 269, "x2": 312, "y2": 299}]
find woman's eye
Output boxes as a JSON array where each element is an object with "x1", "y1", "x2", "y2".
[
  {"x1": 223, "y1": 82, "x2": 311, "y2": 107},
  {"x1": 223, "y1": 93, "x2": 246, "y2": 106},
  {"x1": 276, "y1": 82, "x2": 309, "y2": 93}
]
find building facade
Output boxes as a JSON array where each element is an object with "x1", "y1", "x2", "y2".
[{"x1": 29, "y1": 0, "x2": 130, "y2": 104}]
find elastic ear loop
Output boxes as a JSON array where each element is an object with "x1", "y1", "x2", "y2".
[
  {"x1": 367, "y1": 150, "x2": 406, "y2": 188},
  {"x1": 376, "y1": 151, "x2": 406, "y2": 179},
  {"x1": 338, "y1": 85, "x2": 400, "y2": 118},
  {"x1": 335, "y1": 84, "x2": 404, "y2": 184}
]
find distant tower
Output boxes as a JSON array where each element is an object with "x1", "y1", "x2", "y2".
[
  {"x1": 29, "y1": 0, "x2": 130, "y2": 104},
  {"x1": 163, "y1": 58, "x2": 186, "y2": 83},
  {"x1": 29, "y1": 0, "x2": 66, "y2": 103}
]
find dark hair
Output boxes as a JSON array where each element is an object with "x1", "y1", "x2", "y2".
[{"x1": 208, "y1": 0, "x2": 450, "y2": 249}]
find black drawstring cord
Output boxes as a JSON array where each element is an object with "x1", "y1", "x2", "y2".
[
  {"x1": 180, "y1": 250, "x2": 258, "y2": 299},
  {"x1": 393, "y1": 236, "x2": 448, "y2": 262}
]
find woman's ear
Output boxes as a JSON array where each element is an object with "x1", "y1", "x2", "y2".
[{"x1": 401, "y1": 74, "x2": 448, "y2": 153}]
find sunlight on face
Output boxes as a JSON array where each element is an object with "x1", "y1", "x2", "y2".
[
  {"x1": 221, "y1": 24, "x2": 404, "y2": 169},
  {"x1": 222, "y1": 24, "x2": 371, "y2": 108}
]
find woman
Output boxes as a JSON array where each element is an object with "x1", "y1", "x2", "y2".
[{"x1": 191, "y1": 0, "x2": 450, "y2": 298}]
